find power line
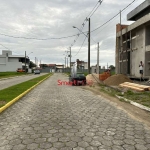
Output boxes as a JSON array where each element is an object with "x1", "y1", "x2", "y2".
[
  {"x1": 89, "y1": 0, "x2": 103, "y2": 18},
  {"x1": 87, "y1": 1, "x2": 100, "y2": 18},
  {"x1": 0, "y1": 1, "x2": 102, "y2": 42},
  {"x1": 74, "y1": 36, "x2": 87, "y2": 56},
  {"x1": 72, "y1": 0, "x2": 136, "y2": 57},
  {"x1": 0, "y1": 33, "x2": 77, "y2": 40},
  {"x1": 0, "y1": 1, "x2": 101, "y2": 42},
  {"x1": 70, "y1": 0, "x2": 103, "y2": 48},
  {"x1": 0, "y1": 43, "x2": 23, "y2": 55},
  {"x1": 91, "y1": 0, "x2": 136, "y2": 33},
  {"x1": 0, "y1": 43, "x2": 10, "y2": 50}
]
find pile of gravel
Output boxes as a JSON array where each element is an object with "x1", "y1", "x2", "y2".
[{"x1": 104, "y1": 74, "x2": 132, "y2": 86}]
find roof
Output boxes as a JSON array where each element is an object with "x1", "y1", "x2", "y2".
[
  {"x1": 117, "y1": 13, "x2": 150, "y2": 37},
  {"x1": 47, "y1": 64, "x2": 56, "y2": 67},
  {"x1": 127, "y1": 0, "x2": 150, "y2": 21},
  {"x1": 56, "y1": 65, "x2": 64, "y2": 66},
  {"x1": 8, "y1": 55, "x2": 25, "y2": 58}
]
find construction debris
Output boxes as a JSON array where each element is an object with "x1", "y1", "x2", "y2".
[
  {"x1": 104, "y1": 74, "x2": 132, "y2": 86},
  {"x1": 119, "y1": 82, "x2": 150, "y2": 92}
]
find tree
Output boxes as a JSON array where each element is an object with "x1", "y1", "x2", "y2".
[
  {"x1": 40, "y1": 64, "x2": 48, "y2": 68},
  {"x1": 29, "y1": 61, "x2": 36, "y2": 68},
  {"x1": 109, "y1": 65, "x2": 115, "y2": 70}
]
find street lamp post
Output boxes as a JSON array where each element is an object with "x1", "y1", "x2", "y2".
[
  {"x1": 25, "y1": 52, "x2": 33, "y2": 73},
  {"x1": 65, "y1": 48, "x2": 71, "y2": 73},
  {"x1": 25, "y1": 51, "x2": 26, "y2": 73},
  {"x1": 70, "y1": 47, "x2": 71, "y2": 73},
  {"x1": 73, "y1": 26, "x2": 88, "y2": 37},
  {"x1": 73, "y1": 18, "x2": 91, "y2": 74},
  {"x1": 88, "y1": 18, "x2": 90, "y2": 74}
]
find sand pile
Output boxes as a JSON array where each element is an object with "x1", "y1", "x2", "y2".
[
  {"x1": 86, "y1": 74, "x2": 93, "y2": 80},
  {"x1": 104, "y1": 74, "x2": 132, "y2": 86},
  {"x1": 86, "y1": 74, "x2": 96, "y2": 82}
]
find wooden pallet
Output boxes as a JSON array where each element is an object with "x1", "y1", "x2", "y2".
[{"x1": 119, "y1": 82, "x2": 150, "y2": 92}]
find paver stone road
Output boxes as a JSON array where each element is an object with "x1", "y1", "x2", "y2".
[{"x1": 0, "y1": 73, "x2": 150, "y2": 150}]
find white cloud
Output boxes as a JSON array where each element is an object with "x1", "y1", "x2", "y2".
[{"x1": 0, "y1": 0, "x2": 145, "y2": 67}]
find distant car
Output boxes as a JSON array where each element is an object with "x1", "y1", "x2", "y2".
[
  {"x1": 69, "y1": 73, "x2": 86, "y2": 86},
  {"x1": 34, "y1": 70, "x2": 40, "y2": 74},
  {"x1": 17, "y1": 68, "x2": 25, "y2": 72}
]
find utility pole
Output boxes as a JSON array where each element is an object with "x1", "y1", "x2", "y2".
[
  {"x1": 97, "y1": 42, "x2": 99, "y2": 74},
  {"x1": 88, "y1": 18, "x2": 91, "y2": 74},
  {"x1": 70, "y1": 47, "x2": 71, "y2": 73},
  {"x1": 65, "y1": 57, "x2": 66, "y2": 72},
  {"x1": 120, "y1": 10, "x2": 123, "y2": 74},
  {"x1": 67, "y1": 57, "x2": 68, "y2": 68},
  {"x1": 37, "y1": 58, "x2": 38, "y2": 67},
  {"x1": 35, "y1": 57, "x2": 36, "y2": 67},
  {"x1": 25, "y1": 51, "x2": 26, "y2": 73}
]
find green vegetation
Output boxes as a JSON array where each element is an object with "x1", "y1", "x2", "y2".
[
  {"x1": 65, "y1": 72, "x2": 71, "y2": 76},
  {"x1": 0, "y1": 73, "x2": 52, "y2": 107},
  {"x1": 123, "y1": 90, "x2": 150, "y2": 107},
  {"x1": 99, "y1": 85, "x2": 150, "y2": 108},
  {"x1": 84, "y1": 72, "x2": 89, "y2": 76},
  {"x1": 0, "y1": 72, "x2": 27, "y2": 79}
]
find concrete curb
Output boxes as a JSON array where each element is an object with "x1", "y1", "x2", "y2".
[
  {"x1": 0, "y1": 74, "x2": 51, "y2": 114},
  {"x1": 116, "y1": 95, "x2": 150, "y2": 112}
]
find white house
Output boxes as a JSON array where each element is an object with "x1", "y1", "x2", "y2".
[{"x1": 0, "y1": 50, "x2": 30, "y2": 72}]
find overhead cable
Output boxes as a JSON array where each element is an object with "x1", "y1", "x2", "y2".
[
  {"x1": 91, "y1": 0, "x2": 136, "y2": 33},
  {"x1": 89, "y1": 0, "x2": 103, "y2": 18},
  {"x1": 70, "y1": 0, "x2": 103, "y2": 48},
  {"x1": 0, "y1": 43, "x2": 10, "y2": 50},
  {"x1": 74, "y1": 36, "x2": 87, "y2": 56},
  {"x1": 0, "y1": 33, "x2": 77, "y2": 40}
]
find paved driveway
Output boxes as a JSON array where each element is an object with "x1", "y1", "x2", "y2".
[
  {"x1": 0, "y1": 73, "x2": 48, "y2": 90},
  {"x1": 0, "y1": 73, "x2": 150, "y2": 150}
]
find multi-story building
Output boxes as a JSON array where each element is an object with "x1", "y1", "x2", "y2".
[
  {"x1": 0, "y1": 50, "x2": 30, "y2": 72},
  {"x1": 72, "y1": 59, "x2": 88, "y2": 69},
  {"x1": 116, "y1": 0, "x2": 150, "y2": 78}
]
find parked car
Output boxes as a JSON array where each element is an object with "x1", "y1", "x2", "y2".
[
  {"x1": 17, "y1": 68, "x2": 25, "y2": 72},
  {"x1": 69, "y1": 73, "x2": 86, "y2": 86},
  {"x1": 34, "y1": 70, "x2": 40, "y2": 74}
]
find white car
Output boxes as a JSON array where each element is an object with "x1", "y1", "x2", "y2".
[{"x1": 34, "y1": 70, "x2": 40, "y2": 74}]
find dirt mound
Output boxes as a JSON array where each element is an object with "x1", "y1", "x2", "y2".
[
  {"x1": 104, "y1": 74, "x2": 132, "y2": 86},
  {"x1": 86, "y1": 74, "x2": 93, "y2": 80}
]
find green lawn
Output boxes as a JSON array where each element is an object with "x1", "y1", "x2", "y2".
[
  {"x1": 0, "y1": 72, "x2": 27, "y2": 79},
  {"x1": 100, "y1": 85, "x2": 150, "y2": 108},
  {"x1": 0, "y1": 73, "x2": 52, "y2": 107}
]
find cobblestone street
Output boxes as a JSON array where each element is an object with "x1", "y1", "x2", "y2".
[{"x1": 0, "y1": 73, "x2": 150, "y2": 150}]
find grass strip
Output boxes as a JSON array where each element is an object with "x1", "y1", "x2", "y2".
[
  {"x1": 99, "y1": 85, "x2": 150, "y2": 108},
  {"x1": 0, "y1": 72, "x2": 27, "y2": 79},
  {"x1": 0, "y1": 73, "x2": 52, "y2": 107}
]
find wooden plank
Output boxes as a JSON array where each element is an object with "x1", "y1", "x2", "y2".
[
  {"x1": 120, "y1": 84, "x2": 144, "y2": 92},
  {"x1": 123, "y1": 82, "x2": 150, "y2": 90},
  {"x1": 119, "y1": 84, "x2": 144, "y2": 92},
  {"x1": 123, "y1": 82, "x2": 150, "y2": 88}
]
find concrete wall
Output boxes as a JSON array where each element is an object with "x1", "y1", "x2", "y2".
[
  {"x1": 127, "y1": 0, "x2": 150, "y2": 21},
  {"x1": 91, "y1": 66, "x2": 97, "y2": 74},
  {"x1": 131, "y1": 26, "x2": 145, "y2": 77},
  {"x1": 0, "y1": 57, "x2": 6, "y2": 64},
  {"x1": 145, "y1": 51, "x2": 150, "y2": 76},
  {"x1": 146, "y1": 25, "x2": 150, "y2": 45},
  {"x1": 0, "y1": 62, "x2": 22, "y2": 72},
  {"x1": 8, "y1": 58, "x2": 19, "y2": 62}
]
